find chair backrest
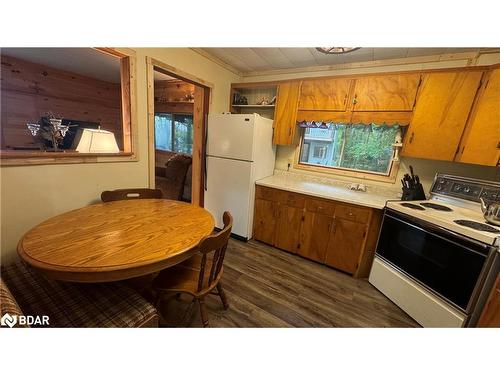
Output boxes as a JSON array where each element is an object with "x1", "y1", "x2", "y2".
[
  {"x1": 101, "y1": 188, "x2": 163, "y2": 202},
  {"x1": 196, "y1": 212, "x2": 233, "y2": 294},
  {"x1": 162, "y1": 154, "x2": 192, "y2": 200}
]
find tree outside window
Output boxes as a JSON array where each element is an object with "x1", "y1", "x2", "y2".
[
  {"x1": 154, "y1": 113, "x2": 193, "y2": 155},
  {"x1": 299, "y1": 124, "x2": 399, "y2": 175}
]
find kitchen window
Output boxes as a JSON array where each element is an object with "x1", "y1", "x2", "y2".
[
  {"x1": 154, "y1": 113, "x2": 193, "y2": 155},
  {"x1": 297, "y1": 123, "x2": 401, "y2": 178}
]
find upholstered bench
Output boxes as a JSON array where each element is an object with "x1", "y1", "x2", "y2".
[{"x1": 1, "y1": 260, "x2": 159, "y2": 328}]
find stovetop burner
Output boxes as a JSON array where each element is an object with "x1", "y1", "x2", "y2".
[
  {"x1": 401, "y1": 202, "x2": 426, "y2": 210},
  {"x1": 420, "y1": 202, "x2": 453, "y2": 212},
  {"x1": 453, "y1": 220, "x2": 500, "y2": 233}
]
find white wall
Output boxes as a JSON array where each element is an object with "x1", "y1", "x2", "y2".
[
  {"x1": 244, "y1": 52, "x2": 500, "y2": 192},
  {"x1": 0, "y1": 48, "x2": 240, "y2": 262}
]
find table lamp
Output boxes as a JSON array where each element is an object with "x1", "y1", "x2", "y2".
[{"x1": 74, "y1": 128, "x2": 119, "y2": 153}]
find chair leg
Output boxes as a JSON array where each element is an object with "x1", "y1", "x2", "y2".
[
  {"x1": 154, "y1": 291, "x2": 162, "y2": 308},
  {"x1": 155, "y1": 292, "x2": 170, "y2": 327},
  {"x1": 217, "y1": 282, "x2": 229, "y2": 310},
  {"x1": 198, "y1": 298, "x2": 210, "y2": 328},
  {"x1": 180, "y1": 297, "x2": 195, "y2": 326}
]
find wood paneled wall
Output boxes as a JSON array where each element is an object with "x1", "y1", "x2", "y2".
[
  {"x1": 0, "y1": 55, "x2": 123, "y2": 149},
  {"x1": 154, "y1": 79, "x2": 195, "y2": 114}
]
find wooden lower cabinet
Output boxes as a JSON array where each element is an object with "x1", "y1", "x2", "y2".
[
  {"x1": 253, "y1": 185, "x2": 382, "y2": 278},
  {"x1": 275, "y1": 205, "x2": 303, "y2": 254},
  {"x1": 325, "y1": 219, "x2": 367, "y2": 274},
  {"x1": 299, "y1": 211, "x2": 334, "y2": 263},
  {"x1": 477, "y1": 274, "x2": 500, "y2": 327},
  {"x1": 253, "y1": 198, "x2": 277, "y2": 245}
]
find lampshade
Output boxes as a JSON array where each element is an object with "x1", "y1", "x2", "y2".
[{"x1": 74, "y1": 128, "x2": 119, "y2": 153}]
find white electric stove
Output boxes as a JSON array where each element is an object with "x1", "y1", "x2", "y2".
[
  {"x1": 386, "y1": 199, "x2": 500, "y2": 246},
  {"x1": 369, "y1": 174, "x2": 500, "y2": 327}
]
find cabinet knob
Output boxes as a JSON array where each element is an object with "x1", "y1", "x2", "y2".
[{"x1": 409, "y1": 132, "x2": 415, "y2": 144}]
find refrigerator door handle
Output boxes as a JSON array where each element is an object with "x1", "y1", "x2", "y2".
[{"x1": 204, "y1": 114, "x2": 208, "y2": 191}]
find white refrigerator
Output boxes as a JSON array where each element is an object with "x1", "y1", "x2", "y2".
[{"x1": 204, "y1": 113, "x2": 276, "y2": 240}]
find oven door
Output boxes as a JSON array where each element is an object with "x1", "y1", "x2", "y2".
[{"x1": 376, "y1": 209, "x2": 492, "y2": 312}]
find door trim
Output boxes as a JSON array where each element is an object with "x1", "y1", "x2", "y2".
[{"x1": 146, "y1": 57, "x2": 212, "y2": 206}]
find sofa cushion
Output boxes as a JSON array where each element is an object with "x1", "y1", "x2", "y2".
[
  {"x1": 1, "y1": 261, "x2": 158, "y2": 328},
  {"x1": 162, "y1": 153, "x2": 192, "y2": 200},
  {"x1": 0, "y1": 279, "x2": 29, "y2": 328}
]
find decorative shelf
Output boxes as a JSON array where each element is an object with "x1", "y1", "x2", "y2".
[{"x1": 231, "y1": 104, "x2": 275, "y2": 108}]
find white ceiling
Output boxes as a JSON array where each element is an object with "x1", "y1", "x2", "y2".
[
  {"x1": 0, "y1": 48, "x2": 121, "y2": 83},
  {"x1": 1, "y1": 48, "x2": 492, "y2": 83},
  {"x1": 200, "y1": 47, "x2": 486, "y2": 73}
]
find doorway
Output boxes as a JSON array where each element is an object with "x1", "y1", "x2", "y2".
[{"x1": 146, "y1": 58, "x2": 211, "y2": 207}]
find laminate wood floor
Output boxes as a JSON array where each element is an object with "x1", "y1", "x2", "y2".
[{"x1": 157, "y1": 239, "x2": 420, "y2": 327}]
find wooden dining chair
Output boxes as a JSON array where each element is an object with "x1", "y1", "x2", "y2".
[
  {"x1": 153, "y1": 212, "x2": 233, "y2": 327},
  {"x1": 101, "y1": 188, "x2": 163, "y2": 202},
  {"x1": 100, "y1": 188, "x2": 163, "y2": 297}
]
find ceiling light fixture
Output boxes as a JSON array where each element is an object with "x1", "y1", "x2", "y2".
[{"x1": 316, "y1": 47, "x2": 360, "y2": 54}]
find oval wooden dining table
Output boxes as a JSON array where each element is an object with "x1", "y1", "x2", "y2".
[{"x1": 17, "y1": 199, "x2": 215, "y2": 283}]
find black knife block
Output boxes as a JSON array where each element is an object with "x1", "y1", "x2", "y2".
[{"x1": 402, "y1": 183, "x2": 426, "y2": 201}]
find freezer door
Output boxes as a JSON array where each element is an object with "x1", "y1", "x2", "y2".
[
  {"x1": 207, "y1": 114, "x2": 255, "y2": 161},
  {"x1": 204, "y1": 156, "x2": 253, "y2": 239}
]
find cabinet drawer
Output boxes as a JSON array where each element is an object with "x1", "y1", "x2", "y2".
[
  {"x1": 255, "y1": 186, "x2": 277, "y2": 201},
  {"x1": 276, "y1": 190, "x2": 306, "y2": 208},
  {"x1": 335, "y1": 204, "x2": 370, "y2": 223},
  {"x1": 305, "y1": 198, "x2": 336, "y2": 216}
]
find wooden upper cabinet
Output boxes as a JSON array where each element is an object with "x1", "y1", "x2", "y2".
[
  {"x1": 401, "y1": 71, "x2": 483, "y2": 161},
  {"x1": 352, "y1": 73, "x2": 421, "y2": 111},
  {"x1": 273, "y1": 81, "x2": 302, "y2": 145},
  {"x1": 457, "y1": 68, "x2": 500, "y2": 166},
  {"x1": 298, "y1": 78, "x2": 352, "y2": 111}
]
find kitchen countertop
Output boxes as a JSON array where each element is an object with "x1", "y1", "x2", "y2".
[{"x1": 256, "y1": 171, "x2": 401, "y2": 209}]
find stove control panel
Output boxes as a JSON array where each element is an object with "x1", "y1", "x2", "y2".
[{"x1": 431, "y1": 174, "x2": 500, "y2": 203}]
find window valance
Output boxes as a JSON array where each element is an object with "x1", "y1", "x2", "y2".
[{"x1": 297, "y1": 121, "x2": 403, "y2": 129}]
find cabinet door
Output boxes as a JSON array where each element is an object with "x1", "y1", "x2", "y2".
[
  {"x1": 253, "y1": 198, "x2": 277, "y2": 245},
  {"x1": 401, "y1": 71, "x2": 483, "y2": 161},
  {"x1": 299, "y1": 211, "x2": 334, "y2": 263},
  {"x1": 325, "y1": 219, "x2": 367, "y2": 274},
  {"x1": 457, "y1": 68, "x2": 500, "y2": 166},
  {"x1": 353, "y1": 73, "x2": 421, "y2": 111},
  {"x1": 298, "y1": 78, "x2": 352, "y2": 111},
  {"x1": 275, "y1": 205, "x2": 303, "y2": 254},
  {"x1": 273, "y1": 81, "x2": 301, "y2": 145},
  {"x1": 478, "y1": 274, "x2": 500, "y2": 327}
]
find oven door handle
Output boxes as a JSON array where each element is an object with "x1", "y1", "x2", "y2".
[{"x1": 384, "y1": 212, "x2": 493, "y2": 256}]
